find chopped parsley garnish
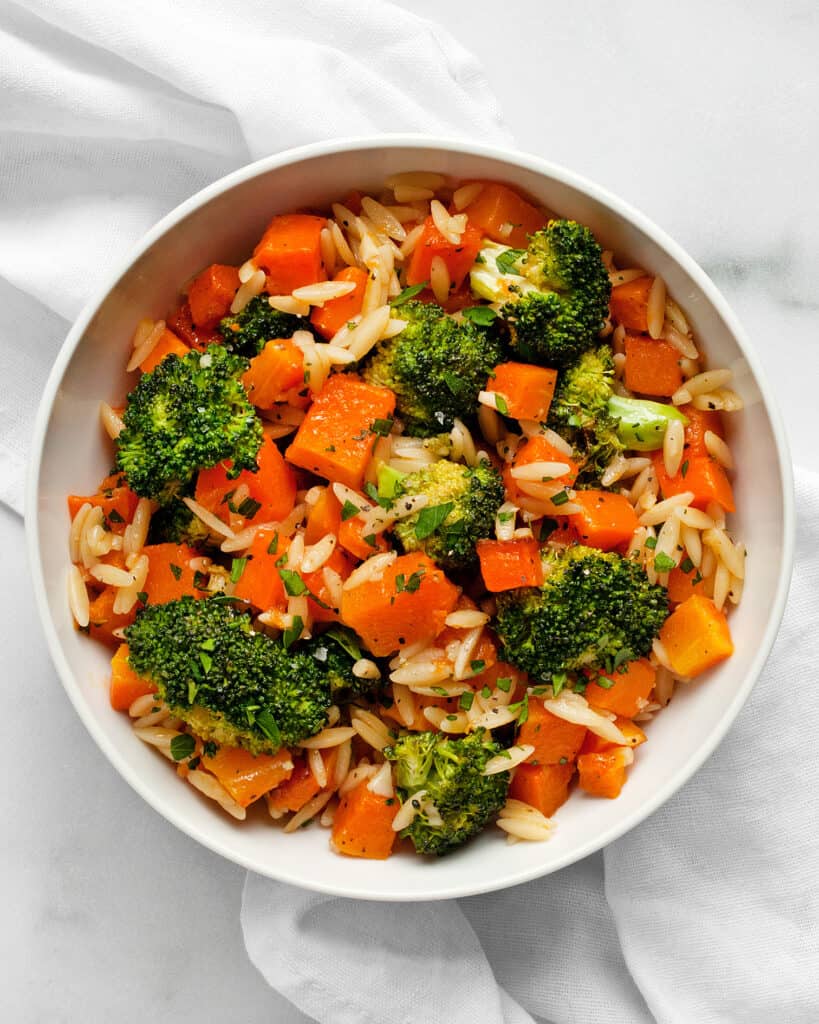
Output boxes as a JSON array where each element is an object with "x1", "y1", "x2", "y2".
[
  {"x1": 170, "y1": 734, "x2": 196, "y2": 761},
  {"x1": 280, "y1": 569, "x2": 309, "y2": 596},
  {"x1": 323, "y1": 627, "x2": 363, "y2": 662},
  {"x1": 390, "y1": 281, "x2": 427, "y2": 306},
  {"x1": 645, "y1": 536, "x2": 658, "y2": 550},
  {"x1": 680, "y1": 459, "x2": 689, "y2": 478},
  {"x1": 370, "y1": 418, "x2": 394, "y2": 437},
  {"x1": 551, "y1": 672, "x2": 567, "y2": 696},
  {"x1": 494, "y1": 394, "x2": 509, "y2": 415},
  {"x1": 267, "y1": 532, "x2": 280, "y2": 555},
  {"x1": 459, "y1": 692, "x2": 474, "y2": 711},
  {"x1": 136, "y1": 591, "x2": 148, "y2": 605},
  {"x1": 394, "y1": 567, "x2": 425, "y2": 594},
  {"x1": 496, "y1": 676, "x2": 512, "y2": 693},
  {"x1": 414, "y1": 502, "x2": 454, "y2": 540},
  {"x1": 281, "y1": 616, "x2": 303, "y2": 650},
  {"x1": 680, "y1": 556, "x2": 695, "y2": 574},
  {"x1": 654, "y1": 552, "x2": 676, "y2": 572},
  {"x1": 255, "y1": 709, "x2": 281, "y2": 746},
  {"x1": 495, "y1": 247, "x2": 526, "y2": 275},
  {"x1": 551, "y1": 490, "x2": 570, "y2": 507},
  {"x1": 107, "y1": 509, "x2": 125, "y2": 524},
  {"x1": 230, "y1": 558, "x2": 248, "y2": 583},
  {"x1": 470, "y1": 659, "x2": 485, "y2": 674},
  {"x1": 340, "y1": 499, "x2": 360, "y2": 521},
  {"x1": 461, "y1": 305, "x2": 498, "y2": 326},
  {"x1": 169, "y1": 563, "x2": 182, "y2": 580}
]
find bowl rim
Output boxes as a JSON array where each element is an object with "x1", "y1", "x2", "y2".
[{"x1": 25, "y1": 133, "x2": 796, "y2": 900}]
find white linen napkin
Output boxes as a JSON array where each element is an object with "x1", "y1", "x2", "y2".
[
  {"x1": 0, "y1": 0, "x2": 510, "y2": 515},
  {"x1": 243, "y1": 466, "x2": 817, "y2": 1024}
]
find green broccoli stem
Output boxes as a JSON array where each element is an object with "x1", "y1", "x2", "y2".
[{"x1": 608, "y1": 395, "x2": 689, "y2": 451}]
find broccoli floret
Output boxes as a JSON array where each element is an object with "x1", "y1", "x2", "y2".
[
  {"x1": 495, "y1": 546, "x2": 669, "y2": 679},
  {"x1": 548, "y1": 344, "x2": 624, "y2": 485},
  {"x1": 146, "y1": 493, "x2": 213, "y2": 547},
  {"x1": 385, "y1": 730, "x2": 510, "y2": 856},
  {"x1": 362, "y1": 300, "x2": 504, "y2": 435},
  {"x1": 125, "y1": 596, "x2": 331, "y2": 754},
  {"x1": 471, "y1": 221, "x2": 610, "y2": 367},
  {"x1": 392, "y1": 458, "x2": 504, "y2": 570},
  {"x1": 219, "y1": 295, "x2": 312, "y2": 358},
  {"x1": 301, "y1": 627, "x2": 383, "y2": 704},
  {"x1": 116, "y1": 344, "x2": 262, "y2": 504}
]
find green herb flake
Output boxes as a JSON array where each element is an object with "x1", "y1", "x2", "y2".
[
  {"x1": 551, "y1": 672, "x2": 567, "y2": 697},
  {"x1": 496, "y1": 676, "x2": 513, "y2": 693},
  {"x1": 495, "y1": 247, "x2": 526, "y2": 275},
  {"x1": 680, "y1": 459, "x2": 690, "y2": 479},
  {"x1": 403, "y1": 568, "x2": 425, "y2": 593},
  {"x1": 390, "y1": 281, "x2": 427, "y2": 306},
  {"x1": 596, "y1": 675, "x2": 616, "y2": 690},
  {"x1": 192, "y1": 571, "x2": 209, "y2": 592},
  {"x1": 170, "y1": 734, "x2": 196, "y2": 761},
  {"x1": 136, "y1": 591, "x2": 148, "y2": 605},
  {"x1": 255, "y1": 709, "x2": 281, "y2": 747},
  {"x1": 551, "y1": 490, "x2": 570, "y2": 507},
  {"x1": 280, "y1": 569, "x2": 309, "y2": 596},
  {"x1": 236, "y1": 497, "x2": 261, "y2": 519},
  {"x1": 341, "y1": 500, "x2": 361, "y2": 521},
  {"x1": 202, "y1": 741, "x2": 219, "y2": 758},
  {"x1": 230, "y1": 557, "x2": 248, "y2": 584},
  {"x1": 517, "y1": 694, "x2": 530, "y2": 725},
  {"x1": 414, "y1": 502, "x2": 454, "y2": 540},
  {"x1": 680, "y1": 557, "x2": 695, "y2": 574},
  {"x1": 480, "y1": 685, "x2": 491, "y2": 699},
  {"x1": 494, "y1": 393, "x2": 509, "y2": 415},
  {"x1": 281, "y1": 616, "x2": 303, "y2": 650},
  {"x1": 169, "y1": 563, "x2": 182, "y2": 581},
  {"x1": 363, "y1": 533, "x2": 377, "y2": 548},
  {"x1": 267, "y1": 532, "x2": 280, "y2": 555},
  {"x1": 470, "y1": 659, "x2": 486, "y2": 674},
  {"x1": 370, "y1": 418, "x2": 394, "y2": 437},
  {"x1": 654, "y1": 552, "x2": 676, "y2": 572},
  {"x1": 497, "y1": 511, "x2": 514, "y2": 524},
  {"x1": 459, "y1": 692, "x2": 474, "y2": 711},
  {"x1": 431, "y1": 686, "x2": 451, "y2": 697},
  {"x1": 645, "y1": 536, "x2": 658, "y2": 550},
  {"x1": 461, "y1": 305, "x2": 498, "y2": 327},
  {"x1": 107, "y1": 509, "x2": 125, "y2": 524}
]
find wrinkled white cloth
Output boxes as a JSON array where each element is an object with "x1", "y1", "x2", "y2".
[
  {"x1": 0, "y1": 0, "x2": 510, "y2": 514},
  {"x1": 243, "y1": 467, "x2": 818, "y2": 1024}
]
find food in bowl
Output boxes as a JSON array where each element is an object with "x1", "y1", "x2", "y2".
[{"x1": 65, "y1": 171, "x2": 745, "y2": 860}]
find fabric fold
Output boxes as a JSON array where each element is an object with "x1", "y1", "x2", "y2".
[{"x1": 0, "y1": 0, "x2": 511, "y2": 515}]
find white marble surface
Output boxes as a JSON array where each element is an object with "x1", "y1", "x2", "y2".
[{"x1": 4, "y1": 2, "x2": 817, "y2": 1021}]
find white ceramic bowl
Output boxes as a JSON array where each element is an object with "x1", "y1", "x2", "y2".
[{"x1": 26, "y1": 136, "x2": 794, "y2": 900}]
